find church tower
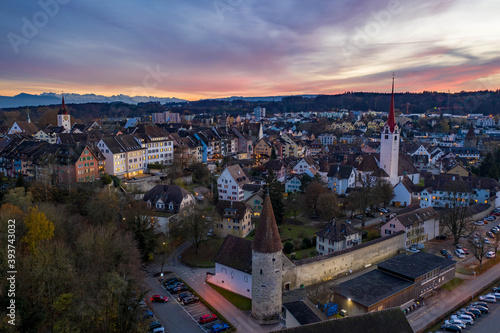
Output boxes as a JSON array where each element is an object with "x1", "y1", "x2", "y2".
[
  {"x1": 251, "y1": 190, "x2": 282, "y2": 324},
  {"x1": 57, "y1": 95, "x2": 71, "y2": 131},
  {"x1": 379, "y1": 76, "x2": 400, "y2": 186},
  {"x1": 464, "y1": 122, "x2": 477, "y2": 147}
]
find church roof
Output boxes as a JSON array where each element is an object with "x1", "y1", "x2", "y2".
[
  {"x1": 386, "y1": 77, "x2": 396, "y2": 133},
  {"x1": 58, "y1": 96, "x2": 68, "y2": 115},
  {"x1": 213, "y1": 235, "x2": 252, "y2": 273},
  {"x1": 252, "y1": 192, "x2": 282, "y2": 253}
]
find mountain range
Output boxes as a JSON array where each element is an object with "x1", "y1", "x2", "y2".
[{"x1": 0, "y1": 93, "x2": 188, "y2": 108}]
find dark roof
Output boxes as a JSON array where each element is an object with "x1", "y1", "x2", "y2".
[
  {"x1": 101, "y1": 135, "x2": 142, "y2": 153},
  {"x1": 213, "y1": 235, "x2": 252, "y2": 273},
  {"x1": 265, "y1": 159, "x2": 284, "y2": 171},
  {"x1": 397, "y1": 154, "x2": 419, "y2": 176},
  {"x1": 334, "y1": 270, "x2": 414, "y2": 307},
  {"x1": 272, "y1": 307, "x2": 413, "y2": 333},
  {"x1": 215, "y1": 200, "x2": 252, "y2": 219},
  {"x1": 225, "y1": 164, "x2": 253, "y2": 187},
  {"x1": 357, "y1": 155, "x2": 379, "y2": 172},
  {"x1": 315, "y1": 222, "x2": 360, "y2": 242},
  {"x1": 132, "y1": 124, "x2": 170, "y2": 142},
  {"x1": 390, "y1": 207, "x2": 438, "y2": 228},
  {"x1": 242, "y1": 184, "x2": 262, "y2": 193},
  {"x1": 143, "y1": 185, "x2": 192, "y2": 206},
  {"x1": 252, "y1": 193, "x2": 282, "y2": 253},
  {"x1": 327, "y1": 164, "x2": 354, "y2": 179},
  {"x1": 282, "y1": 301, "x2": 322, "y2": 325},
  {"x1": 377, "y1": 252, "x2": 455, "y2": 280}
]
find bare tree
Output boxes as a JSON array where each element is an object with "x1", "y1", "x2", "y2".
[
  {"x1": 439, "y1": 191, "x2": 475, "y2": 245},
  {"x1": 468, "y1": 236, "x2": 490, "y2": 269},
  {"x1": 169, "y1": 204, "x2": 213, "y2": 254},
  {"x1": 307, "y1": 282, "x2": 334, "y2": 306}
]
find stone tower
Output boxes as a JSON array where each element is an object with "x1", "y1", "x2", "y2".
[
  {"x1": 57, "y1": 95, "x2": 71, "y2": 131},
  {"x1": 251, "y1": 190, "x2": 282, "y2": 324},
  {"x1": 379, "y1": 76, "x2": 400, "y2": 186}
]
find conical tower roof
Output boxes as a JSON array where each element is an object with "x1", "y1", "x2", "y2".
[
  {"x1": 252, "y1": 191, "x2": 282, "y2": 253},
  {"x1": 465, "y1": 122, "x2": 475, "y2": 140}
]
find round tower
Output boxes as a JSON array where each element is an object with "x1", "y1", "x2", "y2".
[{"x1": 251, "y1": 191, "x2": 282, "y2": 324}]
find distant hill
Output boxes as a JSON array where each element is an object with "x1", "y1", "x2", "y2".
[{"x1": 0, "y1": 92, "x2": 187, "y2": 108}]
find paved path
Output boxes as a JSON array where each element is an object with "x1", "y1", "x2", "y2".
[{"x1": 407, "y1": 260, "x2": 500, "y2": 332}]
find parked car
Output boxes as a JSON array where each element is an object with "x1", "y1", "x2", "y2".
[
  {"x1": 470, "y1": 301, "x2": 488, "y2": 308},
  {"x1": 166, "y1": 282, "x2": 185, "y2": 291},
  {"x1": 483, "y1": 238, "x2": 491, "y2": 244},
  {"x1": 450, "y1": 314, "x2": 473, "y2": 325},
  {"x1": 143, "y1": 310, "x2": 154, "y2": 319},
  {"x1": 151, "y1": 295, "x2": 168, "y2": 303},
  {"x1": 486, "y1": 251, "x2": 496, "y2": 259},
  {"x1": 462, "y1": 248, "x2": 470, "y2": 255},
  {"x1": 444, "y1": 319, "x2": 466, "y2": 329},
  {"x1": 379, "y1": 208, "x2": 388, "y2": 213},
  {"x1": 354, "y1": 214, "x2": 364, "y2": 220},
  {"x1": 470, "y1": 305, "x2": 488, "y2": 313},
  {"x1": 464, "y1": 307, "x2": 481, "y2": 317},
  {"x1": 441, "y1": 249, "x2": 449, "y2": 255},
  {"x1": 454, "y1": 249, "x2": 465, "y2": 258},
  {"x1": 488, "y1": 292, "x2": 500, "y2": 300},
  {"x1": 149, "y1": 322, "x2": 162, "y2": 330},
  {"x1": 170, "y1": 285, "x2": 189, "y2": 294},
  {"x1": 486, "y1": 231, "x2": 495, "y2": 238},
  {"x1": 164, "y1": 277, "x2": 179, "y2": 285},
  {"x1": 436, "y1": 235, "x2": 447, "y2": 240},
  {"x1": 458, "y1": 309, "x2": 475, "y2": 318},
  {"x1": 440, "y1": 323, "x2": 462, "y2": 332},
  {"x1": 177, "y1": 292, "x2": 192, "y2": 302},
  {"x1": 149, "y1": 327, "x2": 165, "y2": 333},
  {"x1": 484, "y1": 216, "x2": 495, "y2": 221},
  {"x1": 474, "y1": 221, "x2": 484, "y2": 226},
  {"x1": 492, "y1": 286, "x2": 500, "y2": 292},
  {"x1": 182, "y1": 296, "x2": 200, "y2": 305},
  {"x1": 210, "y1": 323, "x2": 230, "y2": 332},
  {"x1": 199, "y1": 314, "x2": 217, "y2": 324},
  {"x1": 478, "y1": 295, "x2": 496, "y2": 303}
]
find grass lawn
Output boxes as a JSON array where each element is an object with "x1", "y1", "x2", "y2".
[
  {"x1": 208, "y1": 282, "x2": 252, "y2": 311},
  {"x1": 440, "y1": 277, "x2": 465, "y2": 291},
  {"x1": 456, "y1": 267, "x2": 474, "y2": 275},
  {"x1": 279, "y1": 223, "x2": 320, "y2": 241},
  {"x1": 287, "y1": 247, "x2": 316, "y2": 260},
  {"x1": 181, "y1": 238, "x2": 224, "y2": 268}
]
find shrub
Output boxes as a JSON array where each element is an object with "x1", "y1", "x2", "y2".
[
  {"x1": 283, "y1": 241, "x2": 294, "y2": 254},
  {"x1": 301, "y1": 237, "x2": 312, "y2": 249}
]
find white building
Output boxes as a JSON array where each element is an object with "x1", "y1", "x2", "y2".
[
  {"x1": 254, "y1": 107, "x2": 266, "y2": 118},
  {"x1": 217, "y1": 164, "x2": 252, "y2": 202},
  {"x1": 132, "y1": 124, "x2": 174, "y2": 169},
  {"x1": 327, "y1": 164, "x2": 356, "y2": 194},
  {"x1": 317, "y1": 133, "x2": 336, "y2": 146},
  {"x1": 97, "y1": 135, "x2": 145, "y2": 177},
  {"x1": 315, "y1": 222, "x2": 362, "y2": 256},
  {"x1": 379, "y1": 78, "x2": 400, "y2": 186},
  {"x1": 285, "y1": 176, "x2": 301, "y2": 193}
]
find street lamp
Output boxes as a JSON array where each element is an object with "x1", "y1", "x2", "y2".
[{"x1": 160, "y1": 242, "x2": 167, "y2": 273}]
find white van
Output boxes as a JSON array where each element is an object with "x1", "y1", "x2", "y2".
[{"x1": 454, "y1": 249, "x2": 465, "y2": 258}]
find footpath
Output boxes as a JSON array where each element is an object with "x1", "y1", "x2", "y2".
[{"x1": 407, "y1": 261, "x2": 500, "y2": 332}]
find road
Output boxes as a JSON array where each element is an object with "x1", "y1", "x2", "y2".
[
  {"x1": 407, "y1": 261, "x2": 500, "y2": 332},
  {"x1": 144, "y1": 242, "x2": 283, "y2": 332}
]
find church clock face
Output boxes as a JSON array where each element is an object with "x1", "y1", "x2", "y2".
[{"x1": 63, "y1": 115, "x2": 69, "y2": 121}]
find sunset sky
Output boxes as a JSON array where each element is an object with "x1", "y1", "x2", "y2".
[{"x1": 1, "y1": 0, "x2": 499, "y2": 100}]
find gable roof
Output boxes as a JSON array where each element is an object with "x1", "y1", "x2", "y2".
[
  {"x1": 213, "y1": 235, "x2": 252, "y2": 273},
  {"x1": 215, "y1": 200, "x2": 252, "y2": 219},
  {"x1": 315, "y1": 222, "x2": 360, "y2": 242},
  {"x1": 327, "y1": 164, "x2": 354, "y2": 179},
  {"x1": 390, "y1": 207, "x2": 438, "y2": 228},
  {"x1": 143, "y1": 185, "x2": 192, "y2": 205},
  {"x1": 101, "y1": 135, "x2": 142, "y2": 153},
  {"x1": 272, "y1": 307, "x2": 413, "y2": 333},
  {"x1": 225, "y1": 164, "x2": 252, "y2": 186}
]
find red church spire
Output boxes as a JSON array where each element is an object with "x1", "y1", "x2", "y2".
[
  {"x1": 59, "y1": 94, "x2": 68, "y2": 115},
  {"x1": 387, "y1": 74, "x2": 396, "y2": 133}
]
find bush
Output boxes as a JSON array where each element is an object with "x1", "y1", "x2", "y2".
[
  {"x1": 310, "y1": 250, "x2": 319, "y2": 256},
  {"x1": 283, "y1": 241, "x2": 294, "y2": 254},
  {"x1": 301, "y1": 237, "x2": 312, "y2": 249},
  {"x1": 100, "y1": 174, "x2": 112, "y2": 185}
]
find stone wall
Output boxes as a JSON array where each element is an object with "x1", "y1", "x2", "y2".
[{"x1": 288, "y1": 232, "x2": 405, "y2": 289}]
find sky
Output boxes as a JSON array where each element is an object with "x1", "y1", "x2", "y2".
[{"x1": 1, "y1": 0, "x2": 499, "y2": 101}]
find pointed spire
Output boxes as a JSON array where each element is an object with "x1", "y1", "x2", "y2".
[
  {"x1": 59, "y1": 94, "x2": 68, "y2": 115},
  {"x1": 387, "y1": 73, "x2": 396, "y2": 133},
  {"x1": 27, "y1": 109, "x2": 31, "y2": 123},
  {"x1": 252, "y1": 191, "x2": 282, "y2": 253}
]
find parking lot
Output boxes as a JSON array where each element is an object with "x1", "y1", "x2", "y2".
[
  {"x1": 434, "y1": 295, "x2": 500, "y2": 333},
  {"x1": 161, "y1": 273, "x2": 229, "y2": 333}
]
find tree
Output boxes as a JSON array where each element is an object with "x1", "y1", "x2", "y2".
[
  {"x1": 190, "y1": 162, "x2": 211, "y2": 187},
  {"x1": 3, "y1": 187, "x2": 33, "y2": 212},
  {"x1": 307, "y1": 283, "x2": 334, "y2": 306},
  {"x1": 349, "y1": 175, "x2": 374, "y2": 227},
  {"x1": 101, "y1": 173, "x2": 112, "y2": 185},
  {"x1": 468, "y1": 236, "x2": 490, "y2": 269},
  {"x1": 84, "y1": 190, "x2": 121, "y2": 226},
  {"x1": 269, "y1": 181, "x2": 285, "y2": 225},
  {"x1": 270, "y1": 148, "x2": 277, "y2": 159},
  {"x1": 169, "y1": 204, "x2": 213, "y2": 254},
  {"x1": 304, "y1": 181, "x2": 326, "y2": 217},
  {"x1": 285, "y1": 192, "x2": 302, "y2": 224},
  {"x1": 372, "y1": 179, "x2": 394, "y2": 208},
  {"x1": 283, "y1": 241, "x2": 294, "y2": 254},
  {"x1": 439, "y1": 187, "x2": 475, "y2": 245},
  {"x1": 123, "y1": 200, "x2": 157, "y2": 261},
  {"x1": 316, "y1": 192, "x2": 339, "y2": 221},
  {"x1": 22, "y1": 206, "x2": 55, "y2": 253}
]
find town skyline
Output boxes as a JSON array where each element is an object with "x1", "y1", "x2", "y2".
[{"x1": 1, "y1": 1, "x2": 499, "y2": 100}]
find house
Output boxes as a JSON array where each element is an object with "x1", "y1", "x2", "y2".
[
  {"x1": 208, "y1": 235, "x2": 253, "y2": 299},
  {"x1": 97, "y1": 135, "x2": 145, "y2": 177},
  {"x1": 308, "y1": 139, "x2": 322, "y2": 156},
  {"x1": 217, "y1": 164, "x2": 252, "y2": 202},
  {"x1": 333, "y1": 252, "x2": 455, "y2": 316},
  {"x1": 391, "y1": 176, "x2": 418, "y2": 207},
  {"x1": 143, "y1": 185, "x2": 195, "y2": 214},
  {"x1": 445, "y1": 164, "x2": 470, "y2": 177},
  {"x1": 8, "y1": 121, "x2": 37, "y2": 135},
  {"x1": 214, "y1": 200, "x2": 253, "y2": 237},
  {"x1": 317, "y1": 133, "x2": 336, "y2": 146},
  {"x1": 254, "y1": 137, "x2": 273, "y2": 157},
  {"x1": 132, "y1": 124, "x2": 174, "y2": 168},
  {"x1": 315, "y1": 222, "x2": 362, "y2": 256},
  {"x1": 327, "y1": 164, "x2": 356, "y2": 194},
  {"x1": 245, "y1": 191, "x2": 265, "y2": 217},
  {"x1": 265, "y1": 159, "x2": 286, "y2": 182},
  {"x1": 285, "y1": 176, "x2": 302, "y2": 193},
  {"x1": 292, "y1": 158, "x2": 317, "y2": 175},
  {"x1": 381, "y1": 207, "x2": 439, "y2": 248}
]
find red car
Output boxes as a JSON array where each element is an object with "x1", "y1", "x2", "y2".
[
  {"x1": 462, "y1": 248, "x2": 470, "y2": 255},
  {"x1": 199, "y1": 314, "x2": 217, "y2": 324},
  {"x1": 151, "y1": 295, "x2": 169, "y2": 303}
]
